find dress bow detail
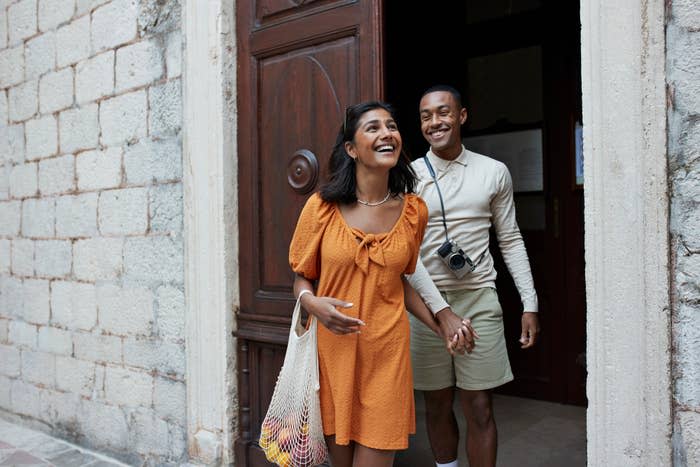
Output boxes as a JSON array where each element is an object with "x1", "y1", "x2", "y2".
[{"x1": 354, "y1": 233, "x2": 386, "y2": 275}]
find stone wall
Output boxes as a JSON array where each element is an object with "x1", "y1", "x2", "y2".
[
  {"x1": 668, "y1": 0, "x2": 700, "y2": 465},
  {"x1": 0, "y1": 0, "x2": 185, "y2": 464}
]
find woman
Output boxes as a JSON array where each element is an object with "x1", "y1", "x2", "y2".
[{"x1": 289, "y1": 101, "x2": 471, "y2": 467}]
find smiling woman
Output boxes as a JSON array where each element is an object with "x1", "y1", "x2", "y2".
[{"x1": 286, "y1": 101, "x2": 475, "y2": 467}]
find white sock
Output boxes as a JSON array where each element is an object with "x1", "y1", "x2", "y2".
[{"x1": 436, "y1": 461, "x2": 458, "y2": 467}]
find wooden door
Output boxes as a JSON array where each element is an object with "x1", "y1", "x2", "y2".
[{"x1": 235, "y1": 1, "x2": 384, "y2": 465}]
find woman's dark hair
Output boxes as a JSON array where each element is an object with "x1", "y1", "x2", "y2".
[{"x1": 320, "y1": 101, "x2": 416, "y2": 204}]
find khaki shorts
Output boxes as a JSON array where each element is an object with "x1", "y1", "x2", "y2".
[{"x1": 410, "y1": 287, "x2": 513, "y2": 391}]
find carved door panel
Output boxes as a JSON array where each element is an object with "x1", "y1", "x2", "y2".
[{"x1": 235, "y1": 1, "x2": 383, "y2": 465}]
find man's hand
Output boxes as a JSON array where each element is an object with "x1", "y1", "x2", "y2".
[
  {"x1": 435, "y1": 307, "x2": 478, "y2": 355},
  {"x1": 519, "y1": 312, "x2": 540, "y2": 349}
]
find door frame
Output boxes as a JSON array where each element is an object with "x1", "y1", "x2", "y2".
[{"x1": 181, "y1": 0, "x2": 672, "y2": 464}]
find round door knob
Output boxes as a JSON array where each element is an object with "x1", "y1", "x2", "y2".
[{"x1": 287, "y1": 149, "x2": 319, "y2": 194}]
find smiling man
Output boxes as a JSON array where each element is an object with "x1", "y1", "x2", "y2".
[{"x1": 406, "y1": 85, "x2": 540, "y2": 467}]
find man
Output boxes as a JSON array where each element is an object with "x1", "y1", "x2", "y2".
[{"x1": 407, "y1": 85, "x2": 540, "y2": 467}]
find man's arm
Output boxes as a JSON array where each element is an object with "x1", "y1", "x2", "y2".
[
  {"x1": 405, "y1": 258, "x2": 477, "y2": 353},
  {"x1": 490, "y1": 165, "x2": 540, "y2": 348}
]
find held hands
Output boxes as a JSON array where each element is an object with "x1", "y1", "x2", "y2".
[
  {"x1": 434, "y1": 307, "x2": 479, "y2": 356},
  {"x1": 299, "y1": 293, "x2": 365, "y2": 335}
]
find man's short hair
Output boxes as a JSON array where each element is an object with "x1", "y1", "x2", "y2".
[{"x1": 421, "y1": 84, "x2": 462, "y2": 107}]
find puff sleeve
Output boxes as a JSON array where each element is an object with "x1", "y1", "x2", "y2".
[
  {"x1": 402, "y1": 194, "x2": 428, "y2": 275},
  {"x1": 289, "y1": 193, "x2": 332, "y2": 280}
]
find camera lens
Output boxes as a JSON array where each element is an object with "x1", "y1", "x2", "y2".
[{"x1": 449, "y1": 255, "x2": 466, "y2": 269}]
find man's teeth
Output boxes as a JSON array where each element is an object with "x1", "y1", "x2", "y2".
[{"x1": 377, "y1": 145, "x2": 394, "y2": 152}]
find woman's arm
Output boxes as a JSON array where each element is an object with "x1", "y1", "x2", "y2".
[{"x1": 293, "y1": 274, "x2": 365, "y2": 335}]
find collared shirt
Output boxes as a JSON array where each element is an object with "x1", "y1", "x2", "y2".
[{"x1": 408, "y1": 145, "x2": 538, "y2": 313}]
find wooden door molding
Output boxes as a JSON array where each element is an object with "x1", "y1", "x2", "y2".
[{"x1": 236, "y1": 1, "x2": 383, "y2": 465}]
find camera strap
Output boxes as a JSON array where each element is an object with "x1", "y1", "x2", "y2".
[{"x1": 423, "y1": 155, "x2": 488, "y2": 269}]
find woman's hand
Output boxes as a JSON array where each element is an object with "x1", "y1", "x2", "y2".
[
  {"x1": 435, "y1": 307, "x2": 479, "y2": 354},
  {"x1": 300, "y1": 293, "x2": 365, "y2": 335}
]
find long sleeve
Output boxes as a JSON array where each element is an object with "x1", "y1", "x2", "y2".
[
  {"x1": 405, "y1": 257, "x2": 449, "y2": 315},
  {"x1": 491, "y1": 166, "x2": 539, "y2": 312}
]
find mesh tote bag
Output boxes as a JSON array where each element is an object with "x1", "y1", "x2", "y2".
[{"x1": 259, "y1": 290, "x2": 328, "y2": 467}]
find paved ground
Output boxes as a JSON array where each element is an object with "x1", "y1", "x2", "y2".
[{"x1": 0, "y1": 418, "x2": 126, "y2": 467}]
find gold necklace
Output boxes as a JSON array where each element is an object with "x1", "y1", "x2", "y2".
[{"x1": 356, "y1": 191, "x2": 392, "y2": 206}]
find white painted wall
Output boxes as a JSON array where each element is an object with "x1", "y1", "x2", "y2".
[{"x1": 0, "y1": 0, "x2": 186, "y2": 464}]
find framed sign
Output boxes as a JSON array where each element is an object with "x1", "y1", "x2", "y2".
[{"x1": 463, "y1": 128, "x2": 544, "y2": 193}]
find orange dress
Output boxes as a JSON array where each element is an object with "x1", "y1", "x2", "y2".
[{"x1": 289, "y1": 192, "x2": 428, "y2": 450}]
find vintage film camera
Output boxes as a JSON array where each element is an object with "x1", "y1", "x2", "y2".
[{"x1": 437, "y1": 239, "x2": 476, "y2": 279}]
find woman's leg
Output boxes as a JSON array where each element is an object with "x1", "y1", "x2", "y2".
[
  {"x1": 351, "y1": 444, "x2": 395, "y2": 467},
  {"x1": 326, "y1": 435, "x2": 354, "y2": 467}
]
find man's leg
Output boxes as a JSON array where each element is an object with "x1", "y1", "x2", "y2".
[
  {"x1": 423, "y1": 387, "x2": 459, "y2": 464},
  {"x1": 458, "y1": 389, "x2": 497, "y2": 467}
]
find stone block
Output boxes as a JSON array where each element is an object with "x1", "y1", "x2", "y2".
[
  {"x1": 0, "y1": 46, "x2": 24, "y2": 88},
  {"x1": 39, "y1": 68, "x2": 74, "y2": 114},
  {"x1": 91, "y1": 0, "x2": 137, "y2": 52},
  {"x1": 8, "y1": 80, "x2": 39, "y2": 122},
  {"x1": 73, "y1": 331, "x2": 122, "y2": 364},
  {"x1": 38, "y1": 326, "x2": 72, "y2": 355},
  {"x1": 0, "y1": 124, "x2": 25, "y2": 165},
  {"x1": 124, "y1": 137, "x2": 182, "y2": 185},
  {"x1": 98, "y1": 187, "x2": 148, "y2": 235},
  {"x1": 73, "y1": 237, "x2": 123, "y2": 281},
  {"x1": 79, "y1": 399, "x2": 129, "y2": 451},
  {"x1": 8, "y1": 0, "x2": 37, "y2": 45},
  {"x1": 0, "y1": 276, "x2": 24, "y2": 318},
  {"x1": 0, "y1": 344, "x2": 21, "y2": 377},
  {"x1": 39, "y1": 388, "x2": 80, "y2": 429},
  {"x1": 676, "y1": 252, "x2": 700, "y2": 304},
  {"x1": 21, "y1": 349, "x2": 56, "y2": 387},
  {"x1": 0, "y1": 90, "x2": 7, "y2": 125},
  {"x1": 129, "y1": 408, "x2": 170, "y2": 456},
  {"x1": 124, "y1": 235, "x2": 183, "y2": 285},
  {"x1": 0, "y1": 201, "x2": 21, "y2": 236},
  {"x1": 674, "y1": 301, "x2": 700, "y2": 406},
  {"x1": 153, "y1": 377, "x2": 185, "y2": 424},
  {"x1": 0, "y1": 318, "x2": 7, "y2": 343},
  {"x1": 149, "y1": 183, "x2": 182, "y2": 234},
  {"x1": 123, "y1": 336, "x2": 184, "y2": 377},
  {"x1": 105, "y1": 365, "x2": 153, "y2": 407},
  {"x1": 55, "y1": 192, "x2": 98, "y2": 238},
  {"x1": 9, "y1": 320, "x2": 37, "y2": 348},
  {"x1": 22, "y1": 279, "x2": 50, "y2": 324},
  {"x1": 0, "y1": 375, "x2": 10, "y2": 409},
  {"x1": 156, "y1": 285, "x2": 184, "y2": 341},
  {"x1": 59, "y1": 103, "x2": 99, "y2": 153},
  {"x1": 0, "y1": 239, "x2": 10, "y2": 273},
  {"x1": 26, "y1": 32, "x2": 56, "y2": 79},
  {"x1": 10, "y1": 162, "x2": 38, "y2": 199},
  {"x1": 11, "y1": 238, "x2": 34, "y2": 276},
  {"x1": 75, "y1": 0, "x2": 111, "y2": 15},
  {"x1": 148, "y1": 78, "x2": 181, "y2": 137},
  {"x1": 51, "y1": 280, "x2": 97, "y2": 331},
  {"x1": 675, "y1": 410, "x2": 700, "y2": 466},
  {"x1": 115, "y1": 39, "x2": 163, "y2": 92},
  {"x1": 55, "y1": 356, "x2": 95, "y2": 396},
  {"x1": 166, "y1": 31, "x2": 181, "y2": 78},
  {"x1": 39, "y1": 154, "x2": 75, "y2": 195},
  {"x1": 76, "y1": 147, "x2": 122, "y2": 191},
  {"x1": 11, "y1": 379, "x2": 41, "y2": 419},
  {"x1": 0, "y1": 8, "x2": 6, "y2": 49},
  {"x1": 34, "y1": 239, "x2": 72, "y2": 277},
  {"x1": 38, "y1": 0, "x2": 75, "y2": 32},
  {"x1": 137, "y1": 0, "x2": 180, "y2": 36},
  {"x1": 21, "y1": 197, "x2": 55, "y2": 238},
  {"x1": 76, "y1": 51, "x2": 114, "y2": 104},
  {"x1": 99, "y1": 90, "x2": 147, "y2": 146},
  {"x1": 97, "y1": 283, "x2": 153, "y2": 336},
  {"x1": 56, "y1": 15, "x2": 90, "y2": 67},
  {"x1": 26, "y1": 115, "x2": 58, "y2": 161}
]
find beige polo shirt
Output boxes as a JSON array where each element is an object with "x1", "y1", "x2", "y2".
[{"x1": 407, "y1": 146, "x2": 538, "y2": 313}]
